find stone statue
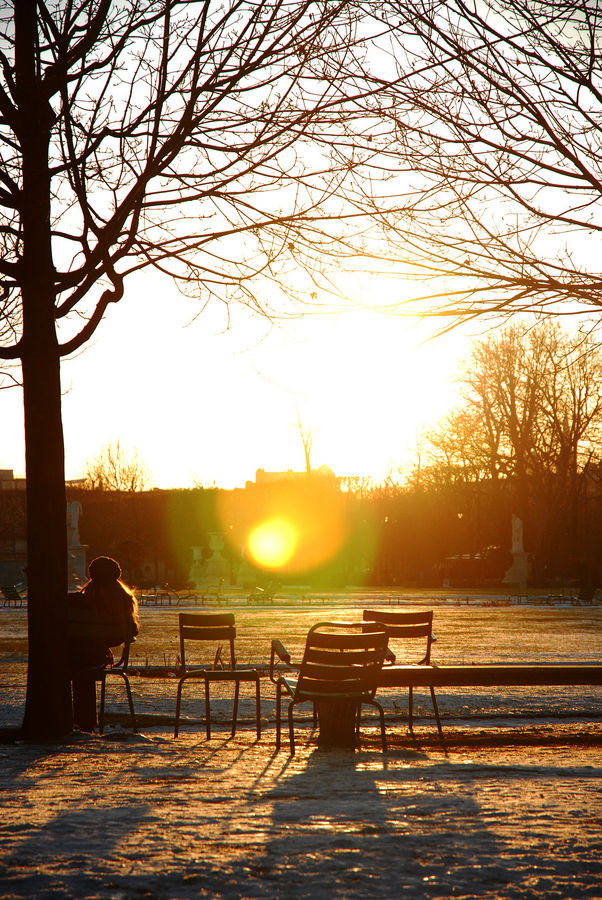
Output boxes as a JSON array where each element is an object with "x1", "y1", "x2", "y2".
[
  {"x1": 66, "y1": 500, "x2": 82, "y2": 547},
  {"x1": 511, "y1": 514, "x2": 524, "y2": 555}
]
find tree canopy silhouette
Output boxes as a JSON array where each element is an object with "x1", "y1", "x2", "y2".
[
  {"x1": 416, "y1": 321, "x2": 602, "y2": 574},
  {"x1": 359, "y1": 0, "x2": 602, "y2": 322},
  {"x1": 0, "y1": 1, "x2": 389, "y2": 739}
]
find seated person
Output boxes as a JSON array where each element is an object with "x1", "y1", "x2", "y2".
[{"x1": 69, "y1": 556, "x2": 139, "y2": 732}]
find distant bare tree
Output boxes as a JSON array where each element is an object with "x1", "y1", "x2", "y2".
[
  {"x1": 296, "y1": 413, "x2": 315, "y2": 474},
  {"x1": 420, "y1": 322, "x2": 602, "y2": 565},
  {"x1": 83, "y1": 441, "x2": 151, "y2": 492}
]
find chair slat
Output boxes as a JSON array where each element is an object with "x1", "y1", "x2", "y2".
[
  {"x1": 363, "y1": 609, "x2": 433, "y2": 626},
  {"x1": 301, "y1": 661, "x2": 381, "y2": 681},
  {"x1": 179, "y1": 613, "x2": 234, "y2": 627},
  {"x1": 309, "y1": 630, "x2": 386, "y2": 650},
  {"x1": 292, "y1": 622, "x2": 388, "y2": 700},
  {"x1": 305, "y1": 647, "x2": 384, "y2": 665},
  {"x1": 298, "y1": 675, "x2": 372, "y2": 693},
  {"x1": 181, "y1": 625, "x2": 235, "y2": 641},
  {"x1": 379, "y1": 623, "x2": 432, "y2": 639},
  {"x1": 178, "y1": 612, "x2": 237, "y2": 672}
]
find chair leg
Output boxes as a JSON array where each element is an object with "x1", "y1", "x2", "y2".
[
  {"x1": 276, "y1": 681, "x2": 282, "y2": 749},
  {"x1": 98, "y1": 675, "x2": 106, "y2": 734},
  {"x1": 232, "y1": 678, "x2": 240, "y2": 737},
  {"x1": 287, "y1": 701, "x2": 296, "y2": 754},
  {"x1": 430, "y1": 686, "x2": 445, "y2": 746},
  {"x1": 408, "y1": 686, "x2": 414, "y2": 732},
  {"x1": 361, "y1": 700, "x2": 387, "y2": 752},
  {"x1": 99, "y1": 672, "x2": 137, "y2": 734},
  {"x1": 205, "y1": 677, "x2": 211, "y2": 740},
  {"x1": 374, "y1": 699, "x2": 387, "y2": 752},
  {"x1": 121, "y1": 673, "x2": 137, "y2": 733},
  {"x1": 255, "y1": 675, "x2": 261, "y2": 740},
  {"x1": 174, "y1": 678, "x2": 185, "y2": 737}
]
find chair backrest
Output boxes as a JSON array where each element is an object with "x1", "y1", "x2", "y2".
[
  {"x1": 363, "y1": 609, "x2": 435, "y2": 664},
  {"x1": 294, "y1": 621, "x2": 388, "y2": 701},
  {"x1": 112, "y1": 638, "x2": 133, "y2": 671},
  {"x1": 178, "y1": 612, "x2": 236, "y2": 672}
]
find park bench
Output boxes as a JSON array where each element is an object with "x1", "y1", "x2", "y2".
[
  {"x1": 378, "y1": 663, "x2": 602, "y2": 742},
  {"x1": 1, "y1": 584, "x2": 25, "y2": 607},
  {"x1": 248, "y1": 580, "x2": 280, "y2": 605},
  {"x1": 377, "y1": 663, "x2": 602, "y2": 689}
]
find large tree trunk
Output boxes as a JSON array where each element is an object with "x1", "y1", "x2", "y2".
[
  {"x1": 20, "y1": 341, "x2": 72, "y2": 740},
  {"x1": 17, "y1": 3, "x2": 72, "y2": 740}
]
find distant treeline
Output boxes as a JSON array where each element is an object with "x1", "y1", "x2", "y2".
[
  {"x1": 2, "y1": 322, "x2": 602, "y2": 590},
  {"x1": 0, "y1": 467, "x2": 599, "y2": 590}
]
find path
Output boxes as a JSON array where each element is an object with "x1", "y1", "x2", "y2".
[{"x1": 0, "y1": 721, "x2": 600, "y2": 899}]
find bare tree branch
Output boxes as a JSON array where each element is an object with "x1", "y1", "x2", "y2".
[{"x1": 352, "y1": 0, "x2": 602, "y2": 320}]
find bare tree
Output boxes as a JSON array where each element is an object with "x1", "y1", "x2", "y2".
[
  {"x1": 0, "y1": 1, "x2": 389, "y2": 738},
  {"x1": 83, "y1": 441, "x2": 151, "y2": 492},
  {"x1": 420, "y1": 321, "x2": 602, "y2": 566},
  {"x1": 357, "y1": 0, "x2": 602, "y2": 322},
  {"x1": 414, "y1": 407, "x2": 495, "y2": 490},
  {"x1": 295, "y1": 412, "x2": 315, "y2": 474}
]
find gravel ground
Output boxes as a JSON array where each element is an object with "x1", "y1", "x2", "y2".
[
  {"x1": 1, "y1": 603, "x2": 600, "y2": 899},
  {"x1": 0, "y1": 721, "x2": 601, "y2": 899}
]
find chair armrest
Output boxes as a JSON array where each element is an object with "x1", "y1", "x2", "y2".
[
  {"x1": 385, "y1": 647, "x2": 396, "y2": 664},
  {"x1": 270, "y1": 639, "x2": 292, "y2": 683}
]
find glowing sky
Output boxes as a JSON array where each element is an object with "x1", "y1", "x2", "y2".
[{"x1": 1, "y1": 272, "x2": 470, "y2": 489}]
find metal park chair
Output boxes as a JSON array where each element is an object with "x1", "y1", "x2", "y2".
[
  {"x1": 173, "y1": 613, "x2": 261, "y2": 740},
  {"x1": 97, "y1": 639, "x2": 137, "y2": 733},
  {"x1": 275, "y1": 621, "x2": 389, "y2": 753},
  {"x1": 363, "y1": 609, "x2": 443, "y2": 740},
  {"x1": 68, "y1": 607, "x2": 137, "y2": 734}
]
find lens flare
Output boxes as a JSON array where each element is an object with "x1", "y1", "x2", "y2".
[{"x1": 248, "y1": 518, "x2": 297, "y2": 569}]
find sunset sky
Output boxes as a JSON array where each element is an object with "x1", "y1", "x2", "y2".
[{"x1": 1, "y1": 271, "x2": 472, "y2": 490}]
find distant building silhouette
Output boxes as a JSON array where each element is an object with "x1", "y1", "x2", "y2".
[
  {"x1": 0, "y1": 469, "x2": 26, "y2": 491},
  {"x1": 248, "y1": 465, "x2": 336, "y2": 488}
]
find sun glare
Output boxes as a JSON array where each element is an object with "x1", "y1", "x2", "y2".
[
  {"x1": 248, "y1": 518, "x2": 298, "y2": 569},
  {"x1": 52, "y1": 277, "x2": 467, "y2": 490}
]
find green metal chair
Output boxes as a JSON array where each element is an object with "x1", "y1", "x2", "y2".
[
  {"x1": 275, "y1": 621, "x2": 389, "y2": 753},
  {"x1": 174, "y1": 613, "x2": 261, "y2": 740},
  {"x1": 363, "y1": 608, "x2": 443, "y2": 740}
]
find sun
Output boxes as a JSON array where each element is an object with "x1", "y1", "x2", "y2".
[{"x1": 247, "y1": 518, "x2": 298, "y2": 569}]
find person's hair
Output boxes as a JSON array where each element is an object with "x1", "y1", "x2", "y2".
[
  {"x1": 82, "y1": 556, "x2": 139, "y2": 640},
  {"x1": 88, "y1": 556, "x2": 122, "y2": 584}
]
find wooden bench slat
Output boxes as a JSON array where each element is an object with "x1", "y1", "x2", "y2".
[{"x1": 378, "y1": 664, "x2": 602, "y2": 688}]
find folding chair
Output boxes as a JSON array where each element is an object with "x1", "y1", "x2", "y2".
[
  {"x1": 363, "y1": 609, "x2": 443, "y2": 740},
  {"x1": 174, "y1": 613, "x2": 261, "y2": 740},
  {"x1": 275, "y1": 621, "x2": 388, "y2": 753},
  {"x1": 69, "y1": 618, "x2": 137, "y2": 734}
]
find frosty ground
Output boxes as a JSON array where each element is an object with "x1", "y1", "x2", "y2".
[{"x1": 1, "y1": 602, "x2": 601, "y2": 899}]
